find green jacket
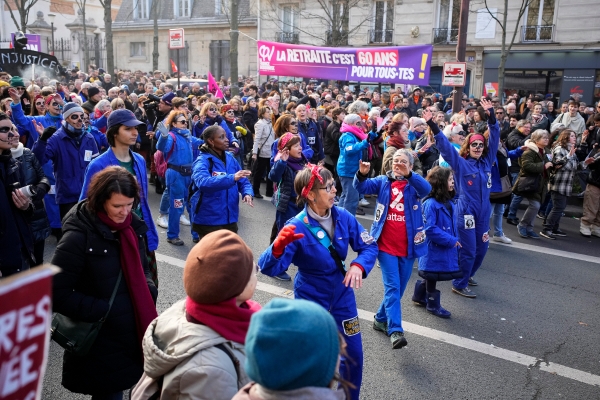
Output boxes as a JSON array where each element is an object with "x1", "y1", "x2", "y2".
[{"x1": 514, "y1": 141, "x2": 551, "y2": 202}]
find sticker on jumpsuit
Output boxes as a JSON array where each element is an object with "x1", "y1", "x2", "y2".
[
  {"x1": 464, "y1": 215, "x2": 475, "y2": 229},
  {"x1": 487, "y1": 172, "x2": 492, "y2": 189},
  {"x1": 375, "y1": 203, "x2": 385, "y2": 222},
  {"x1": 360, "y1": 230, "x2": 374, "y2": 244},
  {"x1": 342, "y1": 316, "x2": 360, "y2": 336},
  {"x1": 482, "y1": 232, "x2": 490, "y2": 242},
  {"x1": 174, "y1": 199, "x2": 184, "y2": 208},
  {"x1": 414, "y1": 230, "x2": 426, "y2": 245}
]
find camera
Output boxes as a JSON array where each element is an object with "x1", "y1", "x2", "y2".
[
  {"x1": 143, "y1": 94, "x2": 161, "y2": 111},
  {"x1": 18, "y1": 185, "x2": 37, "y2": 198}
]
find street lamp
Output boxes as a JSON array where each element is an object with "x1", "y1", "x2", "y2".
[{"x1": 47, "y1": 12, "x2": 56, "y2": 55}]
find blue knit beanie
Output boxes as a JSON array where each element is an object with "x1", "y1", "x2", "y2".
[{"x1": 245, "y1": 298, "x2": 340, "y2": 391}]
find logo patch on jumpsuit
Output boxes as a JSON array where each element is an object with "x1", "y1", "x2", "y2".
[
  {"x1": 487, "y1": 172, "x2": 492, "y2": 189},
  {"x1": 482, "y1": 232, "x2": 490, "y2": 242},
  {"x1": 174, "y1": 199, "x2": 184, "y2": 208},
  {"x1": 464, "y1": 215, "x2": 475, "y2": 229},
  {"x1": 360, "y1": 230, "x2": 374, "y2": 244},
  {"x1": 414, "y1": 230, "x2": 426, "y2": 245},
  {"x1": 342, "y1": 316, "x2": 360, "y2": 336}
]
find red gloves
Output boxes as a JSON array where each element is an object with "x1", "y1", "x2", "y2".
[{"x1": 272, "y1": 225, "x2": 304, "y2": 258}]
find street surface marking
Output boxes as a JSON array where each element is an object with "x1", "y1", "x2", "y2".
[{"x1": 155, "y1": 252, "x2": 600, "y2": 387}]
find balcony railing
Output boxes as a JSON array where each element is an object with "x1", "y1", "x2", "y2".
[
  {"x1": 369, "y1": 29, "x2": 393, "y2": 44},
  {"x1": 432, "y1": 28, "x2": 458, "y2": 45},
  {"x1": 276, "y1": 31, "x2": 299, "y2": 44},
  {"x1": 326, "y1": 30, "x2": 349, "y2": 46},
  {"x1": 521, "y1": 25, "x2": 554, "y2": 42}
]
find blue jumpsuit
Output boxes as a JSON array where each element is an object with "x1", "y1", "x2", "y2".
[
  {"x1": 156, "y1": 127, "x2": 203, "y2": 240},
  {"x1": 258, "y1": 206, "x2": 378, "y2": 400},
  {"x1": 427, "y1": 116, "x2": 500, "y2": 290}
]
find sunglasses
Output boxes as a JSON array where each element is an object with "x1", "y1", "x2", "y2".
[
  {"x1": 470, "y1": 142, "x2": 484, "y2": 149},
  {"x1": 495, "y1": 111, "x2": 504, "y2": 115},
  {"x1": 15, "y1": 87, "x2": 25, "y2": 91},
  {"x1": 176, "y1": 119, "x2": 187, "y2": 124},
  {"x1": 318, "y1": 182, "x2": 335, "y2": 193},
  {"x1": 70, "y1": 114, "x2": 84, "y2": 120}
]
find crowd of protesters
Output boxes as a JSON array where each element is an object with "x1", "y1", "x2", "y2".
[{"x1": 1, "y1": 65, "x2": 600, "y2": 399}]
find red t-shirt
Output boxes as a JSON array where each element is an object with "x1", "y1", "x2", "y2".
[{"x1": 378, "y1": 180, "x2": 408, "y2": 257}]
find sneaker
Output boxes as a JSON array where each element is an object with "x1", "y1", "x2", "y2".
[
  {"x1": 580, "y1": 224, "x2": 592, "y2": 237},
  {"x1": 526, "y1": 231, "x2": 540, "y2": 239},
  {"x1": 591, "y1": 226, "x2": 600, "y2": 238},
  {"x1": 452, "y1": 286, "x2": 477, "y2": 298},
  {"x1": 359, "y1": 198, "x2": 370, "y2": 206},
  {"x1": 468, "y1": 277, "x2": 478, "y2": 286},
  {"x1": 355, "y1": 207, "x2": 365, "y2": 215},
  {"x1": 517, "y1": 225, "x2": 528, "y2": 238},
  {"x1": 390, "y1": 331, "x2": 408, "y2": 349},
  {"x1": 506, "y1": 217, "x2": 519, "y2": 226},
  {"x1": 156, "y1": 215, "x2": 168, "y2": 229},
  {"x1": 372, "y1": 318, "x2": 388, "y2": 333},
  {"x1": 551, "y1": 229, "x2": 567, "y2": 237},
  {"x1": 536, "y1": 213, "x2": 545, "y2": 219},
  {"x1": 180, "y1": 214, "x2": 191, "y2": 226},
  {"x1": 539, "y1": 230, "x2": 556, "y2": 240},
  {"x1": 273, "y1": 271, "x2": 292, "y2": 281},
  {"x1": 492, "y1": 235, "x2": 512, "y2": 244},
  {"x1": 167, "y1": 237, "x2": 184, "y2": 246}
]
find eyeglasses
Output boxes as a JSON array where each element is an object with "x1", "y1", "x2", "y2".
[
  {"x1": 470, "y1": 142, "x2": 484, "y2": 149},
  {"x1": 69, "y1": 114, "x2": 84, "y2": 120},
  {"x1": 495, "y1": 112, "x2": 504, "y2": 115},
  {"x1": 35, "y1": 102, "x2": 44, "y2": 106},
  {"x1": 318, "y1": 182, "x2": 335, "y2": 193}
]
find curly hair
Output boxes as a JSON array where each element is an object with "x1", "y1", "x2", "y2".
[
  {"x1": 426, "y1": 166, "x2": 455, "y2": 203},
  {"x1": 553, "y1": 129, "x2": 575, "y2": 150},
  {"x1": 458, "y1": 132, "x2": 489, "y2": 158}
]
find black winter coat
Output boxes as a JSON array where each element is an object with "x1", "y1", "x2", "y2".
[
  {"x1": 0, "y1": 151, "x2": 34, "y2": 276},
  {"x1": 243, "y1": 108, "x2": 259, "y2": 135},
  {"x1": 16, "y1": 147, "x2": 51, "y2": 243},
  {"x1": 324, "y1": 120, "x2": 342, "y2": 163},
  {"x1": 51, "y1": 201, "x2": 158, "y2": 395},
  {"x1": 506, "y1": 129, "x2": 530, "y2": 174}
]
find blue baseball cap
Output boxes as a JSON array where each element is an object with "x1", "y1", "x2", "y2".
[{"x1": 107, "y1": 109, "x2": 143, "y2": 129}]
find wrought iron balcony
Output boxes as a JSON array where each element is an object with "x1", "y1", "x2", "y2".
[
  {"x1": 432, "y1": 28, "x2": 458, "y2": 45},
  {"x1": 276, "y1": 31, "x2": 299, "y2": 44},
  {"x1": 326, "y1": 30, "x2": 349, "y2": 46},
  {"x1": 369, "y1": 29, "x2": 393, "y2": 44},
  {"x1": 521, "y1": 25, "x2": 554, "y2": 42}
]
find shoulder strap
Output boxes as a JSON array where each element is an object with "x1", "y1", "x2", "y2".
[
  {"x1": 215, "y1": 343, "x2": 241, "y2": 389},
  {"x1": 165, "y1": 132, "x2": 177, "y2": 162},
  {"x1": 297, "y1": 210, "x2": 347, "y2": 276},
  {"x1": 101, "y1": 270, "x2": 122, "y2": 322}
]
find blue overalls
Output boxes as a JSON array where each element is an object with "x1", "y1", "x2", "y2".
[
  {"x1": 428, "y1": 117, "x2": 500, "y2": 289},
  {"x1": 258, "y1": 206, "x2": 378, "y2": 400},
  {"x1": 156, "y1": 128, "x2": 203, "y2": 240}
]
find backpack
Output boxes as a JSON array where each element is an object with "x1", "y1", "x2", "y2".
[{"x1": 153, "y1": 132, "x2": 177, "y2": 179}]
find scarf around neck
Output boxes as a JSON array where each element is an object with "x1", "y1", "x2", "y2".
[
  {"x1": 185, "y1": 296, "x2": 261, "y2": 344},
  {"x1": 386, "y1": 134, "x2": 408, "y2": 150},
  {"x1": 97, "y1": 211, "x2": 157, "y2": 344},
  {"x1": 205, "y1": 115, "x2": 223, "y2": 126},
  {"x1": 171, "y1": 127, "x2": 190, "y2": 137},
  {"x1": 341, "y1": 122, "x2": 372, "y2": 158},
  {"x1": 287, "y1": 154, "x2": 306, "y2": 172}
]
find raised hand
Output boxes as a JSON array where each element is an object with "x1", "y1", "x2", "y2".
[
  {"x1": 358, "y1": 159, "x2": 370, "y2": 175},
  {"x1": 32, "y1": 120, "x2": 44, "y2": 136},
  {"x1": 279, "y1": 148, "x2": 290, "y2": 162},
  {"x1": 480, "y1": 98, "x2": 494, "y2": 114},
  {"x1": 272, "y1": 225, "x2": 305, "y2": 258},
  {"x1": 422, "y1": 108, "x2": 433, "y2": 122}
]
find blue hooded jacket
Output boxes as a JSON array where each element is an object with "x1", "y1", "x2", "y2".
[
  {"x1": 189, "y1": 147, "x2": 253, "y2": 226},
  {"x1": 418, "y1": 197, "x2": 460, "y2": 274},
  {"x1": 258, "y1": 205, "x2": 378, "y2": 310},
  {"x1": 156, "y1": 128, "x2": 203, "y2": 167},
  {"x1": 79, "y1": 148, "x2": 159, "y2": 251},
  {"x1": 337, "y1": 131, "x2": 371, "y2": 178},
  {"x1": 32, "y1": 125, "x2": 99, "y2": 204},
  {"x1": 354, "y1": 171, "x2": 431, "y2": 259}
]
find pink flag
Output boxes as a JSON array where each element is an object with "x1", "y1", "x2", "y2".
[{"x1": 207, "y1": 71, "x2": 224, "y2": 99}]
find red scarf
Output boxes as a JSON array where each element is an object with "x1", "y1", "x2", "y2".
[
  {"x1": 185, "y1": 296, "x2": 261, "y2": 344},
  {"x1": 387, "y1": 134, "x2": 407, "y2": 149},
  {"x1": 97, "y1": 212, "x2": 158, "y2": 344}
]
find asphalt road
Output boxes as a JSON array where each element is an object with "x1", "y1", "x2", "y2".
[{"x1": 41, "y1": 184, "x2": 600, "y2": 399}]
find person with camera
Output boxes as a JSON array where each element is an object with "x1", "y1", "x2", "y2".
[
  {"x1": 540, "y1": 129, "x2": 578, "y2": 239},
  {"x1": 0, "y1": 114, "x2": 35, "y2": 277},
  {"x1": 32, "y1": 102, "x2": 99, "y2": 219}
]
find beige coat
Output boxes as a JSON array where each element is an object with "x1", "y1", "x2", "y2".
[{"x1": 140, "y1": 299, "x2": 249, "y2": 400}]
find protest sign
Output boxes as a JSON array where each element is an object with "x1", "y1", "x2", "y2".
[{"x1": 257, "y1": 41, "x2": 433, "y2": 85}]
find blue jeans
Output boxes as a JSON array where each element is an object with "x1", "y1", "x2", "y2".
[
  {"x1": 490, "y1": 203, "x2": 505, "y2": 237},
  {"x1": 339, "y1": 176, "x2": 359, "y2": 216},
  {"x1": 159, "y1": 184, "x2": 169, "y2": 215},
  {"x1": 507, "y1": 172, "x2": 523, "y2": 219},
  {"x1": 375, "y1": 251, "x2": 414, "y2": 334}
]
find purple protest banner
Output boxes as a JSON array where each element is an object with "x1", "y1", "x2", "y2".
[
  {"x1": 10, "y1": 33, "x2": 42, "y2": 52},
  {"x1": 257, "y1": 41, "x2": 433, "y2": 85}
]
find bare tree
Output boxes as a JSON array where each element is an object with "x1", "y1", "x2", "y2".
[
  {"x1": 3, "y1": 0, "x2": 40, "y2": 33},
  {"x1": 73, "y1": 1, "x2": 90, "y2": 71},
  {"x1": 99, "y1": 0, "x2": 115, "y2": 75},
  {"x1": 474, "y1": 0, "x2": 533, "y2": 97},
  {"x1": 261, "y1": 0, "x2": 373, "y2": 47}
]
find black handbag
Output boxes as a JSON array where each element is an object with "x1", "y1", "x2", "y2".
[
  {"x1": 514, "y1": 174, "x2": 541, "y2": 194},
  {"x1": 51, "y1": 271, "x2": 122, "y2": 356}
]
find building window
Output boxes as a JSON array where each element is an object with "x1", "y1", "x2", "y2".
[
  {"x1": 174, "y1": 0, "x2": 191, "y2": 17},
  {"x1": 370, "y1": 1, "x2": 394, "y2": 43},
  {"x1": 215, "y1": 0, "x2": 222, "y2": 15},
  {"x1": 434, "y1": 0, "x2": 460, "y2": 44},
  {"x1": 209, "y1": 40, "x2": 230, "y2": 80},
  {"x1": 523, "y1": 0, "x2": 555, "y2": 41},
  {"x1": 328, "y1": 1, "x2": 349, "y2": 46},
  {"x1": 133, "y1": 0, "x2": 151, "y2": 19},
  {"x1": 282, "y1": 5, "x2": 298, "y2": 33},
  {"x1": 130, "y1": 42, "x2": 146, "y2": 57}
]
